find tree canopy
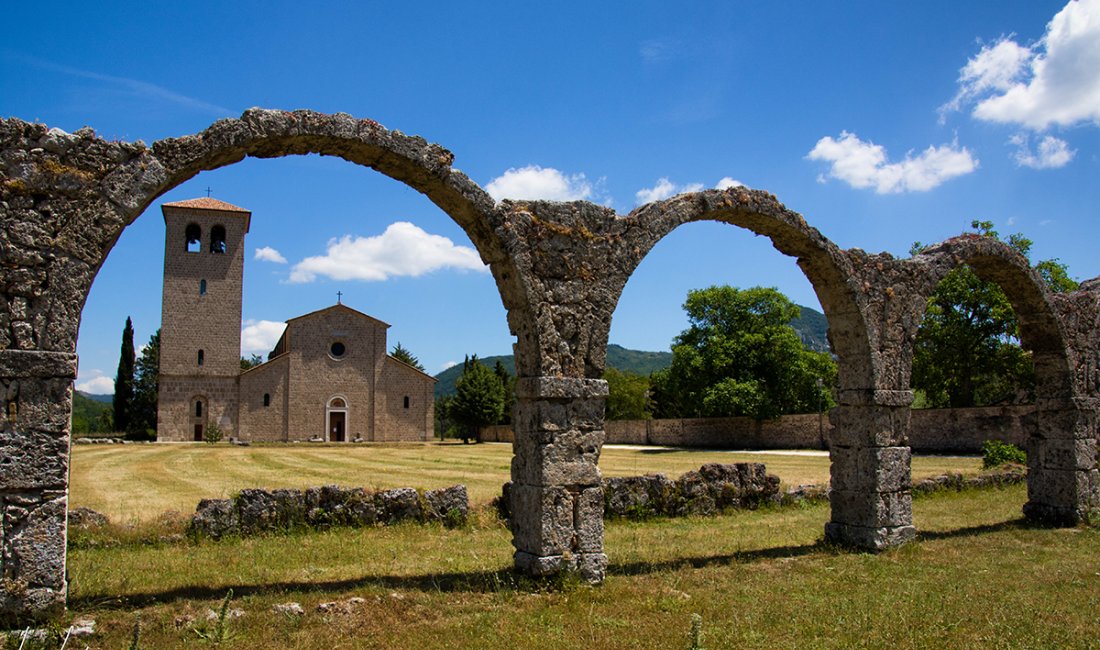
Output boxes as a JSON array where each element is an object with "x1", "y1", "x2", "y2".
[
  {"x1": 650, "y1": 286, "x2": 836, "y2": 421},
  {"x1": 390, "y1": 342, "x2": 426, "y2": 372},
  {"x1": 128, "y1": 329, "x2": 160, "y2": 439},
  {"x1": 113, "y1": 317, "x2": 135, "y2": 434},
  {"x1": 603, "y1": 368, "x2": 651, "y2": 420},
  {"x1": 911, "y1": 220, "x2": 1077, "y2": 408},
  {"x1": 449, "y1": 356, "x2": 505, "y2": 442}
]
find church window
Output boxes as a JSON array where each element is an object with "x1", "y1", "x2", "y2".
[
  {"x1": 210, "y1": 225, "x2": 227, "y2": 254},
  {"x1": 263, "y1": 393, "x2": 271, "y2": 407},
  {"x1": 197, "y1": 349, "x2": 204, "y2": 366},
  {"x1": 199, "y1": 279, "x2": 207, "y2": 295},
  {"x1": 403, "y1": 396, "x2": 410, "y2": 409},
  {"x1": 330, "y1": 341, "x2": 346, "y2": 358},
  {"x1": 195, "y1": 401, "x2": 203, "y2": 417},
  {"x1": 329, "y1": 397, "x2": 346, "y2": 408},
  {"x1": 185, "y1": 224, "x2": 202, "y2": 253}
]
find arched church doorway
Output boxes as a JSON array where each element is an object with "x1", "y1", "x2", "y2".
[{"x1": 327, "y1": 396, "x2": 348, "y2": 442}]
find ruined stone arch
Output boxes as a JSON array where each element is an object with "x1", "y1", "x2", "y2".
[{"x1": 1, "y1": 109, "x2": 1096, "y2": 624}]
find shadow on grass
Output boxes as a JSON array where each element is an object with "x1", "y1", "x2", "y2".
[{"x1": 71, "y1": 516, "x2": 1040, "y2": 612}]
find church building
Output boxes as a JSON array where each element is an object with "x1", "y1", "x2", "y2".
[{"x1": 156, "y1": 197, "x2": 435, "y2": 442}]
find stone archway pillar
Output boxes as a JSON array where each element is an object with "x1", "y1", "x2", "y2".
[
  {"x1": 824, "y1": 389, "x2": 916, "y2": 549},
  {"x1": 1023, "y1": 397, "x2": 1100, "y2": 524},
  {"x1": 510, "y1": 377, "x2": 608, "y2": 582},
  {"x1": 0, "y1": 351, "x2": 77, "y2": 622}
]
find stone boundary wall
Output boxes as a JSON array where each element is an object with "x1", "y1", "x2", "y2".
[
  {"x1": 498, "y1": 462, "x2": 780, "y2": 521},
  {"x1": 480, "y1": 405, "x2": 1033, "y2": 453},
  {"x1": 189, "y1": 484, "x2": 468, "y2": 539}
]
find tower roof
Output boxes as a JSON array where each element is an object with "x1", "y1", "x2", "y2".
[{"x1": 162, "y1": 197, "x2": 250, "y2": 213}]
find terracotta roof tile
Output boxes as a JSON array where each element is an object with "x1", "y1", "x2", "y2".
[{"x1": 162, "y1": 197, "x2": 250, "y2": 213}]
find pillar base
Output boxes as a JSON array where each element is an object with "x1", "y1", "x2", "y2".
[
  {"x1": 824, "y1": 522, "x2": 916, "y2": 551},
  {"x1": 1022, "y1": 501, "x2": 1094, "y2": 526},
  {"x1": 0, "y1": 587, "x2": 65, "y2": 627},
  {"x1": 514, "y1": 551, "x2": 607, "y2": 584}
]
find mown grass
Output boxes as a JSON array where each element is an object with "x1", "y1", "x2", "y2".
[
  {"x1": 62, "y1": 483, "x2": 1100, "y2": 649},
  {"x1": 70, "y1": 442, "x2": 980, "y2": 522}
]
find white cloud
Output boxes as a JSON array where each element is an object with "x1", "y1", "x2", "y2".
[
  {"x1": 241, "y1": 320, "x2": 286, "y2": 356},
  {"x1": 806, "y1": 131, "x2": 978, "y2": 193},
  {"x1": 635, "y1": 178, "x2": 705, "y2": 205},
  {"x1": 254, "y1": 246, "x2": 287, "y2": 263},
  {"x1": 1010, "y1": 134, "x2": 1076, "y2": 169},
  {"x1": 715, "y1": 177, "x2": 744, "y2": 190},
  {"x1": 944, "y1": 0, "x2": 1100, "y2": 130},
  {"x1": 485, "y1": 165, "x2": 593, "y2": 202},
  {"x1": 76, "y1": 372, "x2": 114, "y2": 394},
  {"x1": 440, "y1": 360, "x2": 458, "y2": 371},
  {"x1": 288, "y1": 222, "x2": 487, "y2": 283}
]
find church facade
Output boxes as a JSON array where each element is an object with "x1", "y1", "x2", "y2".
[{"x1": 156, "y1": 197, "x2": 435, "y2": 443}]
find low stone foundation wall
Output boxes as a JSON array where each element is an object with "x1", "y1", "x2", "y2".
[
  {"x1": 190, "y1": 484, "x2": 468, "y2": 539},
  {"x1": 480, "y1": 405, "x2": 1034, "y2": 453},
  {"x1": 498, "y1": 463, "x2": 780, "y2": 520}
]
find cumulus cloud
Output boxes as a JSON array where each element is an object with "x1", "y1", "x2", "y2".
[
  {"x1": 440, "y1": 360, "x2": 458, "y2": 371},
  {"x1": 1010, "y1": 134, "x2": 1076, "y2": 169},
  {"x1": 76, "y1": 371, "x2": 114, "y2": 395},
  {"x1": 485, "y1": 165, "x2": 594, "y2": 202},
  {"x1": 715, "y1": 177, "x2": 744, "y2": 190},
  {"x1": 635, "y1": 178, "x2": 705, "y2": 205},
  {"x1": 942, "y1": 0, "x2": 1100, "y2": 130},
  {"x1": 241, "y1": 320, "x2": 286, "y2": 356},
  {"x1": 806, "y1": 131, "x2": 978, "y2": 193},
  {"x1": 254, "y1": 246, "x2": 287, "y2": 263},
  {"x1": 288, "y1": 222, "x2": 487, "y2": 283}
]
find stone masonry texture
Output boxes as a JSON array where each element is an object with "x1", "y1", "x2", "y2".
[{"x1": 1, "y1": 109, "x2": 1098, "y2": 622}]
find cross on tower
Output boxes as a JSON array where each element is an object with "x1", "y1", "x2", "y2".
[
  {"x1": 337, "y1": 291, "x2": 343, "y2": 304},
  {"x1": 205, "y1": 187, "x2": 212, "y2": 197}
]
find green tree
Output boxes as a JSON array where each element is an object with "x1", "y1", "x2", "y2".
[
  {"x1": 128, "y1": 329, "x2": 160, "y2": 439},
  {"x1": 603, "y1": 368, "x2": 651, "y2": 420},
  {"x1": 240, "y1": 353, "x2": 264, "y2": 370},
  {"x1": 113, "y1": 317, "x2": 135, "y2": 434},
  {"x1": 390, "y1": 342, "x2": 426, "y2": 372},
  {"x1": 911, "y1": 221, "x2": 1077, "y2": 408},
  {"x1": 649, "y1": 286, "x2": 836, "y2": 421},
  {"x1": 449, "y1": 356, "x2": 504, "y2": 443}
]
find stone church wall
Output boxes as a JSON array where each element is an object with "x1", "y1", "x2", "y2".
[
  {"x1": 375, "y1": 358, "x2": 434, "y2": 442},
  {"x1": 157, "y1": 375, "x2": 239, "y2": 441},
  {"x1": 238, "y1": 355, "x2": 289, "y2": 442},
  {"x1": 284, "y1": 310, "x2": 382, "y2": 441}
]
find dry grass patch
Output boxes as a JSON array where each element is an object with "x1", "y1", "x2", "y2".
[{"x1": 70, "y1": 442, "x2": 981, "y2": 522}]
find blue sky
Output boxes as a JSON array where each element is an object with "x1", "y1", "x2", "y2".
[{"x1": 3, "y1": 1, "x2": 1098, "y2": 393}]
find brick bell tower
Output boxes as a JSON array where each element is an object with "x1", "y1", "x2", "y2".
[{"x1": 157, "y1": 197, "x2": 251, "y2": 441}]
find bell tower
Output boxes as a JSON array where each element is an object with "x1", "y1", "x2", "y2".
[{"x1": 157, "y1": 197, "x2": 250, "y2": 441}]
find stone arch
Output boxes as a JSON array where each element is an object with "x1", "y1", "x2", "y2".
[{"x1": 905, "y1": 236, "x2": 1097, "y2": 524}]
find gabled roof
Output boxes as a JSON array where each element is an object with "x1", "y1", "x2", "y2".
[
  {"x1": 162, "y1": 197, "x2": 250, "y2": 213},
  {"x1": 385, "y1": 355, "x2": 438, "y2": 382},
  {"x1": 286, "y1": 303, "x2": 391, "y2": 329}
]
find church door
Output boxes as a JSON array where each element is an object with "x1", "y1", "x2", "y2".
[{"x1": 329, "y1": 411, "x2": 346, "y2": 442}]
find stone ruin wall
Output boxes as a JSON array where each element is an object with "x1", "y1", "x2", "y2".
[
  {"x1": 1, "y1": 109, "x2": 1098, "y2": 623},
  {"x1": 481, "y1": 404, "x2": 1035, "y2": 452}
]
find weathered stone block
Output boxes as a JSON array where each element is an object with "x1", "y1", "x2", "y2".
[
  {"x1": 0, "y1": 429, "x2": 68, "y2": 491},
  {"x1": 514, "y1": 377, "x2": 608, "y2": 400},
  {"x1": 574, "y1": 487, "x2": 603, "y2": 553},
  {"x1": 514, "y1": 398, "x2": 606, "y2": 439},
  {"x1": 829, "y1": 488, "x2": 912, "y2": 529},
  {"x1": 509, "y1": 484, "x2": 575, "y2": 555},
  {"x1": 1026, "y1": 468, "x2": 1099, "y2": 513},
  {"x1": 828, "y1": 404, "x2": 910, "y2": 447},
  {"x1": 424, "y1": 485, "x2": 469, "y2": 526},
  {"x1": 4, "y1": 495, "x2": 67, "y2": 589},
  {"x1": 829, "y1": 446, "x2": 911, "y2": 492},
  {"x1": 1029, "y1": 436, "x2": 1097, "y2": 472},
  {"x1": 1033, "y1": 407, "x2": 1097, "y2": 440},
  {"x1": 824, "y1": 521, "x2": 916, "y2": 551},
  {"x1": 511, "y1": 428, "x2": 604, "y2": 486},
  {"x1": 190, "y1": 498, "x2": 239, "y2": 539},
  {"x1": 376, "y1": 487, "x2": 423, "y2": 523}
]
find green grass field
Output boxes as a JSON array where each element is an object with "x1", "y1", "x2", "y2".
[
  {"x1": 59, "y1": 443, "x2": 1099, "y2": 649},
  {"x1": 69, "y1": 442, "x2": 980, "y2": 522}
]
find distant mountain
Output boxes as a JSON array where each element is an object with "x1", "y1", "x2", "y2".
[
  {"x1": 433, "y1": 305, "x2": 830, "y2": 397},
  {"x1": 79, "y1": 392, "x2": 113, "y2": 404},
  {"x1": 72, "y1": 391, "x2": 111, "y2": 434},
  {"x1": 790, "y1": 305, "x2": 831, "y2": 354}
]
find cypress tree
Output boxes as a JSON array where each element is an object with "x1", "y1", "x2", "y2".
[{"x1": 113, "y1": 317, "x2": 135, "y2": 434}]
